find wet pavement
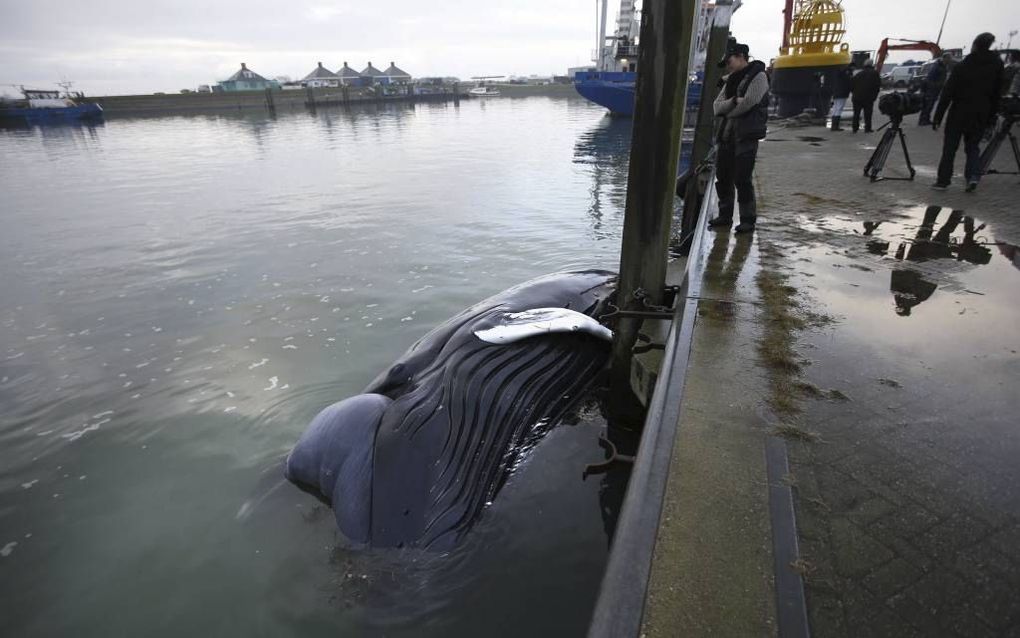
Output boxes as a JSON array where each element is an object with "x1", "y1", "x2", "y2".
[
  {"x1": 645, "y1": 117, "x2": 1020, "y2": 636},
  {"x1": 761, "y1": 121, "x2": 1020, "y2": 636}
]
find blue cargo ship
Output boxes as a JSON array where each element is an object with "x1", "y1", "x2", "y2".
[
  {"x1": 573, "y1": 70, "x2": 703, "y2": 117},
  {"x1": 573, "y1": 0, "x2": 724, "y2": 117},
  {"x1": 0, "y1": 89, "x2": 103, "y2": 126}
]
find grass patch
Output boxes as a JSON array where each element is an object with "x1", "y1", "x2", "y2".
[
  {"x1": 794, "y1": 381, "x2": 825, "y2": 398},
  {"x1": 827, "y1": 389, "x2": 850, "y2": 402},
  {"x1": 773, "y1": 423, "x2": 820, "y2": 442}
]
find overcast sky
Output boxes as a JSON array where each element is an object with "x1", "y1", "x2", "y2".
[{"x1": 1, "y1": 1, "x2": 1017, "y2": 96}]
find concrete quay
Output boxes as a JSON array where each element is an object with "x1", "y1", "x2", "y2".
[{"x1": 642, "y1": 115, "x2": 1020, "y2": 636}]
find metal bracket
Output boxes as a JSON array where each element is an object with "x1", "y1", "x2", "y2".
[
  {"x1": 583, "y1": 433, "x2": 636, "y2": 480},
  {"x1": 599, "y1": 285, "x2": 679, "y2": 322},
  {"x1": 633, "y1": 332, "x2": 667, "y2": 355},
  {"x1": 599, "y1": 303, "x2": 674, "y2": 322}
]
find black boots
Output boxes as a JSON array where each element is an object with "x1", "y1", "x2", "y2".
[
  {"x1": 709, "y1": 199, "x2": 735, "y2": 230},
  {"x1": 710, "y1": 200, "x2": 756, "y2": 232},
  {"x1": 736, "y1": 200, "x2": 756, "y2": 234},
  {"x1": 831, "y1": 115, "x2": 843, "y2": 131}
]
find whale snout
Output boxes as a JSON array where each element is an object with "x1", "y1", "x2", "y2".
[{"x1": 285, "y1": 393, "x2": 391, "y2": 542}]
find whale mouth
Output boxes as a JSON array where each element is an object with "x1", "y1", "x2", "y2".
[{"x1": 473, "y1": 307, "x2": 614, "y2": 345}]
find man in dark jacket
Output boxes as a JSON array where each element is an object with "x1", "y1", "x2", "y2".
[
  {"x1": 918, "y1": 53, "x2": 952, "y2": 126},
  {"x1": 850, "y1": 59, "x2": 881, "y2": 132},
  {"x1": 708, "y1": 41, "x2": 770, "y2": 234},
  {"x1": 932, "y1": 32, "x2": 1004, "y2": 192},
  {"x1": 830, "y1": 64, "x2": 854, "y2": 130}
]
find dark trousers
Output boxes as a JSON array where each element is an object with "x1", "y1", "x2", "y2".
[
  {"x1": 937, "y1": 120, "x2": 983, "y2": 184},
  {"x1": 918, "y1": 87, "x2": 940, "y2": 125},
  {"x1": 715, "y1": 139, "x2": 759, "y2": 222},
  {"x1": 852, "y1": 99, "x2": 874, "y2": 132}
]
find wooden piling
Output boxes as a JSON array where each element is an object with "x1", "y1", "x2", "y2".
[
  {"x1": 264, "y1": 87, "x2": 276, "y2": 115},
  {"x1": 680, "y1": 0, "x2": 734, "y2": 240},
  {"x1": 305, "y1": 86, "x2": 316, "y2": 111},
  {"x1": 609, "y1": 0, "x2": 699, "y2": 408}
]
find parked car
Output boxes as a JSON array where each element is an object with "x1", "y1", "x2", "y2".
[{"x1": 882, "y1": 64, "x2": 922, "y2": 88}]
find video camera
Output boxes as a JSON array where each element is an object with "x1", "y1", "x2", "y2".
[
  {"x1": 878, "y1": 91, "x2": 924, "y2": 121},
  {"x1": 1000, "y1": 95, "x2": 1020, "y2": 121}
]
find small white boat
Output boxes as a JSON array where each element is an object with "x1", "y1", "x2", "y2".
[{"x1": 468, "y1": 86, "x2": 500, "y2": 97}]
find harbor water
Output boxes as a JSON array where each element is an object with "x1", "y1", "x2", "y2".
[{"x1": 0, "y1": 97, "x2": 635, "y2": 636}]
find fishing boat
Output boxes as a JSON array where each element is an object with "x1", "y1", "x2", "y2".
[
  {"x1": 574, "y1": 0, "x2": 737, "y2": 116},
  {"x1": 468, "y1": 86, "x2": 501, "y2": 97},
  {"x1": 0, "y1": 88, "x2": 103, "y2": 125}
]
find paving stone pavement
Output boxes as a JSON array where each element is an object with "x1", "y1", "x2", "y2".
[{"x1": 753, "y1": 114, "x2": 1020, "y2": 637}]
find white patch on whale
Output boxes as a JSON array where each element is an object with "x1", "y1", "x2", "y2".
[{"x1": 474, "y1": 308, "x2": 613, "y2": 344}]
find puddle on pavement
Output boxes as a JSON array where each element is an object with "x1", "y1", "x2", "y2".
[
  {"x1": 783, "y1": 204, "x2": 1019, "y2": 343},
  {"x1": 797, "y1": 136, "x2": 826, "y2": 142},
  {"x1": 776, "y1": 206, "x2": 1020, "y2": 633}
]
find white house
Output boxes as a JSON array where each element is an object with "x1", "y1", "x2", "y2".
[{"x1": 302, "y1": 62, "x2": 339, "y2": 88}]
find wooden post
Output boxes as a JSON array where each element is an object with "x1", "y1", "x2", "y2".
[
  {"x1": 264, "y1": 87, "x2": 276, "y2": 115},
  {"x1": 680, "y1": 0, "x2": 734, "y2": 240},
  {"x1": 305, "y1": 85, "x2": 316, "y2": 111},
  {"x1": 609, "y1": 0, "x2": 699, "y2": 406}
]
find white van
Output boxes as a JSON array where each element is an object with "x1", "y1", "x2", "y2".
[{"x1": 882, "y1": 64, "x2": 922, "y2": 88}]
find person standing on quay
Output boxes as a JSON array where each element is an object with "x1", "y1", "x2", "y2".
[
  {"x1": 850, "y1": 59, "x2": 881, "y2": 133},
  {"x1": 918, "y1": 53, "x2": 953, "y2": 126},
  {"x1": 829, "y1": 63, "x2": 853, "y2": 130},
  {"x1": 708, "y1": 41, "x2": 770, "y2": 234},
  {"x1": 932, "y1": 32, "x2": 1004, "y2": 192},
  {"x1": 1005, "y1": 50, "x2": 1020, "y2": 96}
]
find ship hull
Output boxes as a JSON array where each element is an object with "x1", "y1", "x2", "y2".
[{"x1": 0, "y1": 102, "x2": 104, "y2": 125}]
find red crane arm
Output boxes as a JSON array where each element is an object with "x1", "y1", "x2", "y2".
[{"x1": 875, "y1": 38, "x2": 943, "y2": 72}]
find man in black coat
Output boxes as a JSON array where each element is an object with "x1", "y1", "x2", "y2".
[
  {"x1": 932, "y1": 32, "x2": 1004, "y2": 192},
  {"x1": 709, "y1": 41, "x2": 770, "y2": 234},
  {"x1": 829, "y1": 64, "x2": 854, "y2": 130},
  {"x1": 850, "y1": 59, "x2": 881, "y2": 132}
]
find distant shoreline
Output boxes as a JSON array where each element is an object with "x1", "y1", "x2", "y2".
[{"x1": 80, "y1": 83, "x2": 579, "y2": 117}]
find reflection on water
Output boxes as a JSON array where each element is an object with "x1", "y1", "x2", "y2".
[
  {"x1": 573, "y1": 116, "x2": 632, "y2": 239},
  {"x1": 883, "y1": 206, "x2": 1009, "y2": 315},
  {"x1": 0, "y1": 97, "x2": 633, "y2": 637}
]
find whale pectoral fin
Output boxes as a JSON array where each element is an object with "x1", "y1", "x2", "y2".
[{"x1": 473, "y1": 307, "x2": 614, "y2": 345}]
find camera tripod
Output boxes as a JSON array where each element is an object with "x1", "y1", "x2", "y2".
[
  {"x1": 979, "y1": 116, "x2": 1020, "y2": 176},
  {"x1": 863, "y1": 115, "x2": 916, "y2": 182}
]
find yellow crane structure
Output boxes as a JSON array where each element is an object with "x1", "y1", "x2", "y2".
[{"x1": 771, "y1": 0, "x2": 852, "y2": 117}]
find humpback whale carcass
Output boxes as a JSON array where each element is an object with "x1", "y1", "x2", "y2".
[{"x1": 285, "y1": 270, "x2": 617, "y2": 548}]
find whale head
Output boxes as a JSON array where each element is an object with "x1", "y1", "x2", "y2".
[{"x1": 285, "y1": 393, "x2": 392, "y2": 542}]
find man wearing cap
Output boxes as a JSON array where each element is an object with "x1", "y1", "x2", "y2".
[
  {"x1": 850, "y1": 58, "x2": 881, "y2": 133},
  {"x1": 709, "y1": 41, "x2": 771, "y2": 234}
]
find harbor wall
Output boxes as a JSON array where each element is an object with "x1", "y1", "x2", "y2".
[
  {"x1": 81, "y1": 83, "x2": 578, "y2": 116},
  {"x1": 80, "y1": 87, "x2": 461, "y2": 116}
]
